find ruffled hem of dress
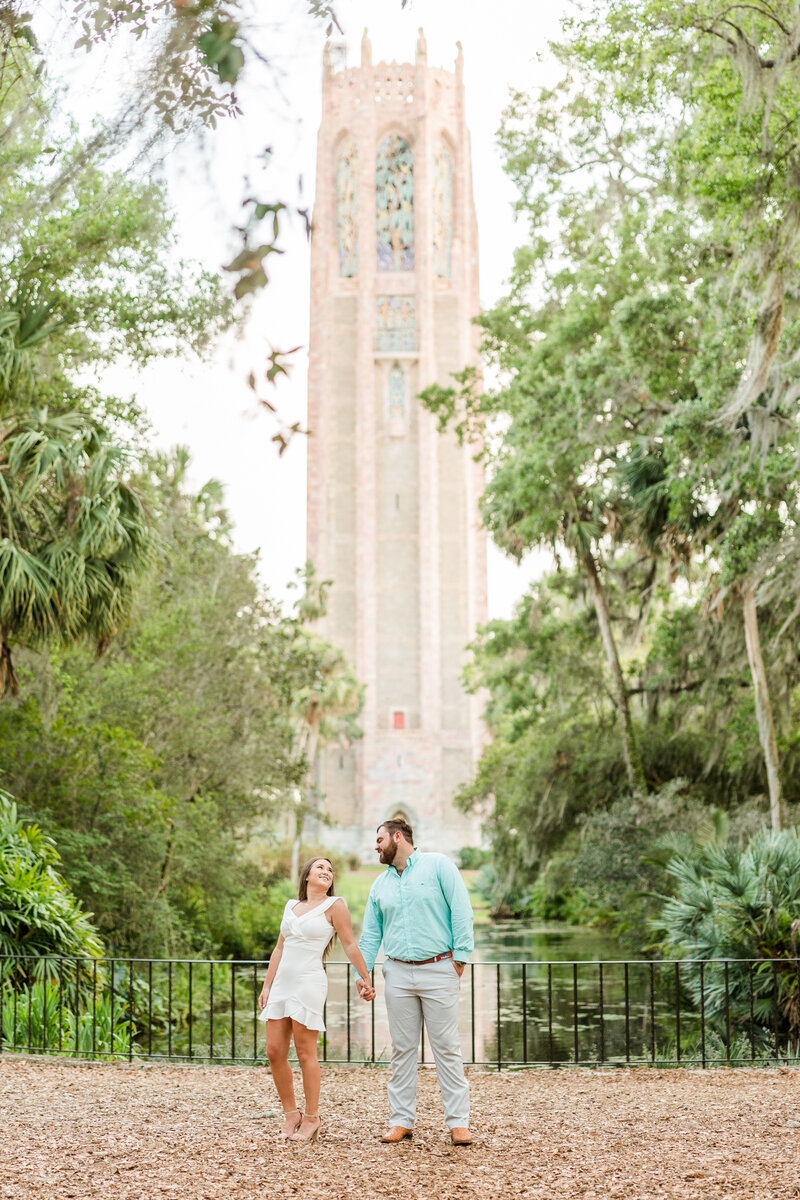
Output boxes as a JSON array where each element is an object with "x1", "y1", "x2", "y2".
[{"x1": 257, "y1": 1000, "x2": 326, "y2": 1031}]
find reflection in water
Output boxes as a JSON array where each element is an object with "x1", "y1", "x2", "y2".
[{"x1": 320, "y1": 922, "x2": 676, "y2": 1066}]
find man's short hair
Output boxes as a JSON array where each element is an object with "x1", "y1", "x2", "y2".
[{"x1": 379, "y1": 817, "x2": 414, "y2": 844}]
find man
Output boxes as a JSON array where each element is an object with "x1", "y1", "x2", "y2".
[{"x1": 356, "y1": 818, "x2": 474, "y2": 1146}]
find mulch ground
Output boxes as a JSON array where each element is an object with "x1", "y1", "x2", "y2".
[{"x1": 2, "y1": 1057, "x2": 799, "y2": 1199}]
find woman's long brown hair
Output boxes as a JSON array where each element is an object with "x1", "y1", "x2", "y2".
[{"x1": 297, "y1": 857, "x2": 338, "y2": 960}]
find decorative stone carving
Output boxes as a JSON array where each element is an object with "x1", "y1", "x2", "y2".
[
  {"x1": 376, "y1": 295, "x2": 416, "y2": 351},
  {"x1": 376, "y1": 135, "x2": 414, "y2": 271},
  {"x1": 336, "y1": 140, "x2": 358, "y2": 277},
  {"x1": 432, "y1": 140, "x2": 454, "y2": 278}
]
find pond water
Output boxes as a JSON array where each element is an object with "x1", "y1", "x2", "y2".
[{"x1": 473, "y1": 920, "x2": 627, "y2": 963}]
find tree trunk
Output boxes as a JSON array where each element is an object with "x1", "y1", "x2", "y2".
[
  {"x1": 742, "y1": 581, "x2": 785, "y2": 831},
  {"x1": 289, "y1": 800, "x2": 303, "y2": 883},
  {"x1": 720, "y1": 269, "x2": 784, "y2": 426},
  {"x1": 0, "y1": 629, "x2": 19, "y2": 698},
  {"x1": 583, "y1": 549, "x2": 647, "y2": 796}
]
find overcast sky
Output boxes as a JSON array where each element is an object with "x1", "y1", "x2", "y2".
[{"x1": 95, "y1": 0, "x2": 572, "y2": 616}]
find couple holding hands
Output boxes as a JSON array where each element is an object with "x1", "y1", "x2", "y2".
[{"x1": 257, "y1": 818, "x2": 474, "y2": 1146}]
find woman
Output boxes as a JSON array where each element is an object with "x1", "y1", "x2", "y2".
[{"x1": 258, "y1": 856, "x2": 375, "y2": 1142}]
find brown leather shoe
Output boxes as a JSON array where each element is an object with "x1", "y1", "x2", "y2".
[
  {"x1": 450, "y1": 1126, "x2": 473, "y2": 1145},
  {"x1": 380, "y1": 1126, "x2": 413, "y2": 1143}
]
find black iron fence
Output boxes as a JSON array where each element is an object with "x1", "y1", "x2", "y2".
[{"x1": 2, "y1": 954, "x2": 799, "y2": 1069}]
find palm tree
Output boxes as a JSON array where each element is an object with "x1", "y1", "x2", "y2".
[{"x1": 0, "y1": 302, "x2": 151, "y2": 695}]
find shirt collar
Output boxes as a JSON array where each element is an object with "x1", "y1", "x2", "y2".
[{"x1": 388, "y1": 848, "x2": 418, "y2": 875}]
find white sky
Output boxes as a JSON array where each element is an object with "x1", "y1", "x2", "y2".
[{"x1": 93, "y1": 0, "x2": 572, "y2": 616}]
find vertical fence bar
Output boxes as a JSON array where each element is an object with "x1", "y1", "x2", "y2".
[
  {"x1": 188, "y1": 961, "x2": 193, "y2": 1061},
  {"x1": 168, "y1": 961, "x2": 173, "y2": 1059},
  {"x1": 209, "y1": 962, "x2": 214, "y2": 1062},
  {"x1": 110, "y1": 958, "x2": 115, "y2": 1059},
  {"x1": 128, "y1": 961, "x2": 134, "y2": 1063},
  {"x1": 547, "y1": 963, "x2": 553, "y2": 1064},
  {"x1": 322, "y1": 986, "x2": 328, "y2": 1063},
  {"x1": 748, "y1": 961, "x2": 755, "y2": 1062},
  {"x1": 674, "y1": 961, "x2": 681, "y2": 1063},
  {"x1": 0, "y1": 958, "x2": 4, "y2": 1054},
  {"x1": 42, "y1": 969, "x2": 47, "y2": 1052},
  {"x1": 624, "y1": 962, "x2": 630, "y2": 1063},
  {"x1": 370, "y1": 969, "x2": 376, "y2": 1063},
  {"x1": 230, "y1": 963, "x2": 236, "y2": 1061},
  {"x1": 73, "y1": 959, "x2": 80, "y2": 1056},
  {"x1": 771, "y1": 960, "x2": 780, "y2": 1061},
  {"x1": 346, "y1": 967, "x2": 352, "y2": 1063},
  {"x1": 92, "y1": 960, "x2": 97, "y2": 1059},
  {"x1": 572, "y1": 963, "x2": 579, "y2": 1065},
  {"x1": 13, "y1": 962, "x2": 18, "y2": 1050},
  {"x1": 522, "y1": 963, "x2": 528, "y2": 1065},
  {"x1": 649, "y1": 961, "x2": 656, "y2": 1064},
  {"x1": 699, "y1": 962, "x2": 706, "y2": 1068},
  {"x1": 496, "y1": 963, "x2": 501, "y2": 1070},
  {"x1": 148, "y1": 961, "x2": 153, "y2": 1058},
  {"x1": 598, "y1": 963, "x2": 604, "y2": 1065},
  {"x1": 27, "y1": 959, "x2": 32, "y2": 1051},
  {"x1": 253, "y1": 964, "x2": 258, "y2": 1062},
  {"x1": 470, "y1": 963, "x2": 476, "y2": 1065},
  {"x1": 724, "y1": 961, "x2": 730, "y2": 1064},
  {"x1": 58, "y1": 958, "x2": 64, "y2": 1053}
]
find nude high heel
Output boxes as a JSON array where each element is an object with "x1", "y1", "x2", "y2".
[
  {"x1": 289, "y1": 1113, "x2": 321, "y2": 1142},
  {"x1": 279, "y1": 1109, "x2": 302, "y2": 1138}
]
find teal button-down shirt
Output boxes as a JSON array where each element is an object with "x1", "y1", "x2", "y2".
[{"x1": 357, "y1": 850, "x2": 474, "y2": 973}]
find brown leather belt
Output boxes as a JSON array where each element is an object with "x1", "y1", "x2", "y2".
[{"x1": 389, "y1": 951, "x2": 453, "y2": 965}]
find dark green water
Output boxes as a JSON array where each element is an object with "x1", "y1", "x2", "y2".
[{"x1": 473, "y1": 920, "x2": 627, "y2": 963}]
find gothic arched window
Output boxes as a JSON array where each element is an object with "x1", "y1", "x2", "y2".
[
  {"x1": 376, "y1": 134, "x2": 414, "y2": 271},
  {"x1": 336, "y1": 140, "x2": 359, "y2": 277},
  {"x1": 432, "y1": 140, "x2": 454, "y2": 278}
]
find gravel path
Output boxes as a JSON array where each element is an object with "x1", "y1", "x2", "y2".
[{"x1": 2, "y1": 1057, "x2": 799, "y2": 1199}]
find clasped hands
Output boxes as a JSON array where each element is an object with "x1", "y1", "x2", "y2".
[{"x1": 356, "y1": 977, "x2": 376, "y2": 1002}]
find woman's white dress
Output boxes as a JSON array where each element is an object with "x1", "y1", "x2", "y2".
[{"x1": 258, "y1": 896, "x2": 342, "y2": 1031}]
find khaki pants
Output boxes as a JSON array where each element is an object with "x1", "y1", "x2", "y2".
[{"x1": 381, "y1": 957, "x2": 470, "y2": 1130}]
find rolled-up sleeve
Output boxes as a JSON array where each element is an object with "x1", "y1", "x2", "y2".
[
  {"x1": 356, "y1": 884, "x2": 384, "y2": 975},
  {"x1": 437, "y1": 857, "x2": 474, "y2": 962}
]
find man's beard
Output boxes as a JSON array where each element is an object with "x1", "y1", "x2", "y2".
[{"x1": 379, "y1": 841, "x2": 397, "y2": 865}]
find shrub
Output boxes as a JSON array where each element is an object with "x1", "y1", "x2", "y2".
[
  {"x1": 458, "y1": 846, "x2": 491, "y2": 871},
  {"x1": 1, "y1": 980, "x2": 136, "y2": 1058},
  {"x1": 653, "y1": 828, "x2": 800, "y2": 1051},
  {"x1": 0, "y1": 792, "x2": 104, "y2": 978}
]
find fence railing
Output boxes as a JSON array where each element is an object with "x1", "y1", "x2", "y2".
[{"x1": 2, "y1": 954, "x2": 799, "y2": 1069}]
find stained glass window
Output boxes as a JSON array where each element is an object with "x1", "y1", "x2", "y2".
[
  {"x1": 336, "y1": 141, "x2": 358, "y2": 277},
  {"x1": 376, "y1": 135, "x2": 414, "y2": 271},
  {"x1": 376, "y1": 295, "x2": 416, "y2": 352},
  {"x1": 432, "y1": 141, "x2": 454, "y2": 278},
  {"x1": 388, "y1": 364, "x2": 406, "y2": 422}
]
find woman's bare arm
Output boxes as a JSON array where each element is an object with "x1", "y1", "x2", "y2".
[
  {"x1": 330, "y1": 900, "x2": 375, "y2": 997},
  {"x1": 258, "y1": 933, "x2": 285, "y2": 1009}
]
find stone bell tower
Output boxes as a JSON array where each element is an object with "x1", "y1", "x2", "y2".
[{"x1": 306, "y1": 30, "x2": 487, "y2": 858}]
